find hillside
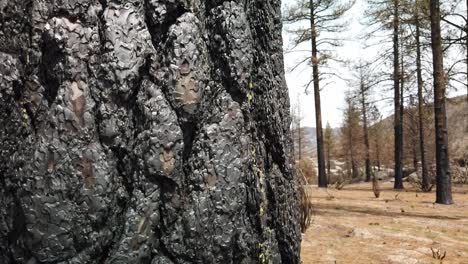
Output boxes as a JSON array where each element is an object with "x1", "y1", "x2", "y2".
[
  {"x1": 292, "y1": 127, "x2": 317, "y2": 158},
  {"x1": 377, "y1": 94, "x2": 468, "y2": 161}
]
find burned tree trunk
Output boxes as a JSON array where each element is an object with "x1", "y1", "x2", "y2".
[
  {"x1": 360, "y1": 78, "x2": 371, "y2": 182},
  {"x1": 429, "y1": 0, "x2": 454, "y2": 204},
  {"x1": 310, "y1": 0, "x2": 328, "y2": 188},
  {"x1": 0, "y1": 1, "x2": 301, "y2": 263},
  {"x1": 393, "y1": 0, "x2": 404, "y2": 190},
  {"x1": 415, "y1": 10, "x2": 431, "y2": 192}
]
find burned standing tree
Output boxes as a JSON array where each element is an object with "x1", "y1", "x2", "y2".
[
  {"x1": 429, "y1": 0, "x2": 454, "y2": 204},
  {"x1": 393, "y1": 0, "x2": 405, "y2": 190},
  {"x1": 364, "y1": 0, "x2": 404, "y2": 189},
  {"x1": 358, "y1": 64, "x2": 372, "y2": 182},
  {"x1": 342, "y1": 93, "x2": 361, "y2": 180},
  {"x1": 283, "y1": 0, "x2": 354, "y2": 188},
  {"x1": 413, "y1": 0, "x2": 432, "y2": 191},
  {"x1": 324, "y1": 122, "x2": 334, "y2": 178}
]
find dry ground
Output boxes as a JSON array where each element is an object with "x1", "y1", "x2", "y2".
[{"x1": 301, "y1": 182, "x2": 468, "y2": 264}]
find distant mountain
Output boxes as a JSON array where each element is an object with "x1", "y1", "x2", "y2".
[
  {"x1": 375, "y1": 94, "x2": 468, "y2": 161},
  {"x1": 446, "y1": 95, "x2": 468, "y2": 159},
  {"x1": 292, "y1": 127, "x2": 317, "y2": 158},
  {"x1": 292, "y1": 126, "x2": 341, "y2": 159},
  {"x1": 292, "y1": 125, "x2": 344, "y2": 159}
]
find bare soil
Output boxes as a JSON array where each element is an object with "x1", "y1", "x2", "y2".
[{"x1": 301, "y1": 182, "x2": 468, "y2": 264}]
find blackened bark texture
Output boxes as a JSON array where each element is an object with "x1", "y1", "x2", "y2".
[
  {"x1": 393, "y1": 0, "x2": 404, "y2": 190},
  {"x1": 415, "y1": 10, "x2": 430, "y2": 192},
  {"x1": 0, "y1": 1, "x2": 301, "y2": 263},
  {"x1": 429, "y1": 0, "x2": 454, "y2": 204},
  {"x1": 309, "y1": 0, "x2": 327, "y2": 188}
]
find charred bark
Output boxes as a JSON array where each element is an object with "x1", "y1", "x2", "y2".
[
  {"x1": 0, "y1": 1, "x2": 301, "y2": 263},
  {"x1": 360, "y1": 81, "x2": 371, "y2": 182},
  {"x1": 415, "y1": 10, "x2": 431, "y2": 192},
  {"x1": 430, "y1": 0, "x2": 454, "y2": 204},
  {"x1": 393, "y1": 0, "x2": 404, "y2": 190}
]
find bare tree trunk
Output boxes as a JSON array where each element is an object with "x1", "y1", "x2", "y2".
[
  {"x1": 393, "y1": 0, "x2": 404, "y2": 189},
  {"x1": 400, "y1": 40, "x2": 405, "y2": 176},
  {"x1": 346, "y1": 155, "x2": 352, "y2": 179},
  {"x1": 291, "y1": 111, "x2": 297, "y2": 159},
  {"x1": 310, "y1": 0, "x2": 327, "y2": 187},
  {"x1": 376, "y1": 138, "x2": 381, "y2": 172},
  {"x1": 298, "y1": 119, "x2": 302, "y2": 160},
  {"x1": 351, "y1": 155, "x2": 358, "y2": 179},
  {"x1": 346, "y1": 117, "x2": 358, "y2": 179},
  {"x1": 430, "y1": 0, "x2": 454, "y2": 204},
  {"x1": 360, "y1": 78, "x2": 371, "y2": 182},
  {"x1": 412, "y1": 136, "x2": 419, "y2": 172},
  {"x1": 415, "y1": 10, "x2": 431, "y2": 191}
]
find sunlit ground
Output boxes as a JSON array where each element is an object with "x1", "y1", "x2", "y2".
[{"x1": 301, "y1": 182, "x2": 468, "y2": 264}]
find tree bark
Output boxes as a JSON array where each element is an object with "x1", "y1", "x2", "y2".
[
  {"x1": 346, "y1": 103, "x2": 358, "y2": 180},
  {"x1": 376, "y1": 138, "x2": 381, "y2": 172},
  {"x1": 393, "y1": 0, "x2": 404, "y2": 189},
  {"x1": 430, "y1": 0, "x2": 454, "y2": 204},
  {"x1": 415, "y1": 10, "x2": 431, "y2": 191},
  {"x1": 298, "y1": 119, "x2": 302, "y2": 160},
  {"x1": 310, "y1": 0, "x2": 328, "y2": 187},
  {"x1": 0, "y1": 1, "x2": 301, "y2": 262},
  {"x1": 327, "y1": 145, "x2": 331, "y2": 176},
  {"x1": 412, "y1": 136, "x2": 419, "y2": 172},
  {"x1": 360, "y1": 77, "x2": 371, "y2": 182}
]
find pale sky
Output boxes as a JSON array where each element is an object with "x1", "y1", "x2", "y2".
[{"x1": 282, "y1": 0, "x2": 466, "y2": 128}]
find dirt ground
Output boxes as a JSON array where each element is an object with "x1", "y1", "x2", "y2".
[{"x1": 301, "y1": 182, "x2": 468, "y2": 264}]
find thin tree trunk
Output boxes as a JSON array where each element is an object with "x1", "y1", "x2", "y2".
[
  {"x1": 376, "y1": 140, "x2": 381, "y2": 172},
  {"x1": 430, "y1": 0, "x2": 453, "y2": 204},
  {"x1": 400, "y1": 39, "x2": 405, "y2": 177},
  {"x1": 346, "y1": 113, "x2": 358, "y2": 179},
  {"x1": 346, "y1": 154, "x2": 352, "y2": 179},
  {"x1": 393, "y1": 0, "x2": 404, "y2": 189},
  {"x1": 360, "y1": 76, "x2": 371, "y2": 182},
  {"x1": 415, "y1": 10, "x2": 431, "y2": 191},
  {"x1": 310, "y1": 0, "x2": 327, "y2": 187},
  {"x1": 326, "y1": 143, "x2": 331, "y2": 175},
  {"x1": 298, "y1": 119, "x2": 302, "y2": 160},
  {"x1": 412, "y1": 136, "x2": 419, "y2": 172},
  {"x1": 291, "y1": 112, "x2": 297, "y2": 158},
  {"x1": 351, "y1": 158, "x2": 358, "y2": 179}
]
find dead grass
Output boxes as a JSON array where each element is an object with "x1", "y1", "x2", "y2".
[{"x1": 301, "y1": 182, "x2": 468, "y2": 264}]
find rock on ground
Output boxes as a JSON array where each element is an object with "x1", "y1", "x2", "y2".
[{"x1": 0, "y1": 1, "x2": 300, "y2": 263}]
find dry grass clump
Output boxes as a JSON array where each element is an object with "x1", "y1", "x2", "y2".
[
  {"x1": 372, "y1": 174, "x2": 380, "y2": 198},
  {"x1": 296, "y1": 162, "x2": 313, "y2": 233}
]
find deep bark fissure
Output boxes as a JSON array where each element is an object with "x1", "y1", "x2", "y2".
[{"x1": 0, "y1": 1, "x2": 300, "y2": 262}]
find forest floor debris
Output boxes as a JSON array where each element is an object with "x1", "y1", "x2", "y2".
[{"x1": 301, "y1": 182, "x2": 468, "y2": 263}]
